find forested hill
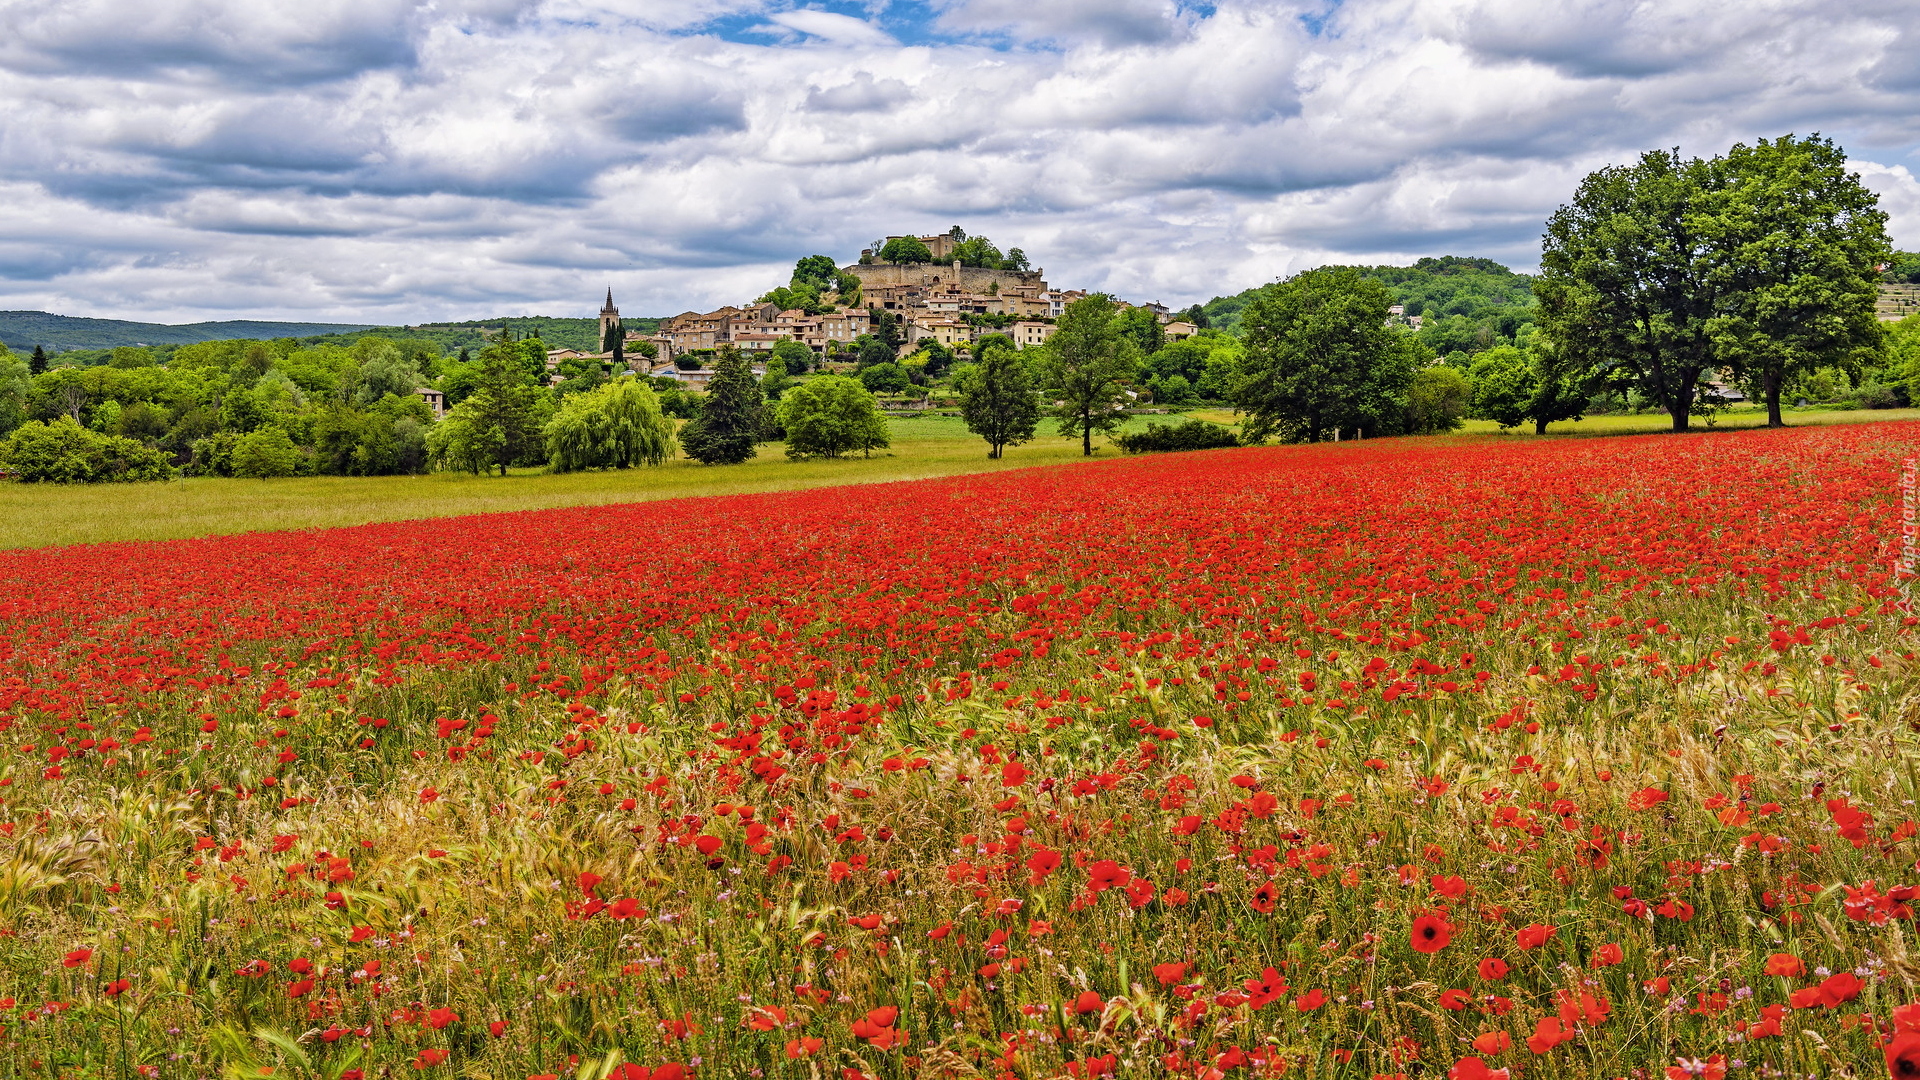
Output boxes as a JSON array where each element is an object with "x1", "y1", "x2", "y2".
[
  {"x1": 0, "y1": 312, "x2": 663, "y2": 355},
  {"x1": 370, "y1": 316, "x2": 663, "y2": 355},
  {"x1": 0, "y1": 311, "x2": 378, "y2": 352},
  {"x1": 1198, "y1": 255, "x2": 1539, "y2": 357}
]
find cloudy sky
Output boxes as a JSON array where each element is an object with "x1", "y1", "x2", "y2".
[{"x1": 2, "y1": 0, "x2": 1918, "y2": 324}]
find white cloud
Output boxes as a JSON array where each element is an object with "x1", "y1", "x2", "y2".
[
  {"x1": 0, "y1": 0, "x2": 1916, "y2": 324},
  {"x1": 762, "y1": 10, "x2": 896, "y2": 46}
]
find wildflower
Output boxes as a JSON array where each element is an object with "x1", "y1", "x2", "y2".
[
  {"x1": 1411, "y1": 913, "x2": 1454, "y2": 954},
  {"x1": 1525, "y1": 1017, "x2": 1573, "y2": 1054},
  {"x1": 1477, "y1": 958, "x2": 1508, "y2": 981},
  {"x1": 1086, "y1": 860, "x2": 1130, "y2": 892},
  {"x1": 1448, "y1": 1058, "x2": 1509, "y2": 1080},
  {"x1": 1471, "y1": 1031, "x2": 1511, "y2": 1055},
  {"x1": 1763, "y1": 953, "x2": 1802, "y2": 977},
  {"x1": 62, "y1": 949, "x2": 92, "y2": 968},
  {"x1": 1515, "y1": 924, "x2": 1556, "y2": 950}
]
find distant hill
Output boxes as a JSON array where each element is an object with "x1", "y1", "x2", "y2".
[
  {"x1": 0, "y1": 311, "x2": 381, "y2": 352},
  {"x1": 1197, "y1": 255, "x2": 1538, "y2": 355},
  {"x1": 1, "y1": 310, "x2": 664, "y2": 355}
]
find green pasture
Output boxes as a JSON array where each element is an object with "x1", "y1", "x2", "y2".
[{"x1": 0, "y1": 413, "x2": 1192, "y2": 550}]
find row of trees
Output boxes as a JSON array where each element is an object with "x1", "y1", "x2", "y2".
[
  {"x1": 1203, "y1": 134, "x2": 1901, "y2": 439},
  {"x1": 874, "y1": 227, "x2": 1030, "y2": 271},
  {"x1": 1538, "y1": 134, "x2": 1888, "y2": 430}
]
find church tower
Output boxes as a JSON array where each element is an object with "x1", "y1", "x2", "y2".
[{"x1": 598, "y1": 288, "x2": 621, "y2": 353}]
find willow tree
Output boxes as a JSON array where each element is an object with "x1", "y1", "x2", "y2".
[{"x1": 544, "y1": 377, "x2": 677, "y2": 472}]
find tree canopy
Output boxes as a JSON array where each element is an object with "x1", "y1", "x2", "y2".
[
  {"x1": 1537, "y1": 136, "x2": 1890, "y2": 431},
  {"x1": 956, "y1": 342, "x2": 1040, "y2": 459},
  {"x1": 678, "y1": 346, "x2": 763, "y2": 465},
  {"x1": 777, "y1": 375, "x2": 890, "y2": 460},
  {"x1": 1230, "y1": 267, "x2": 1416, "y2": 443},
  {"x1": 879, "y1": 237, "x2": 933, "y2": 264},
  {"x1": 1699, "y1": 134, "x2": 1889, "y2": 426},
  {"x1": 1044, "y1": 295, "x2": 1139, "y2": 456},
  {"x1": 544, "y1": 377, "x2": 677, "y2": 472}
]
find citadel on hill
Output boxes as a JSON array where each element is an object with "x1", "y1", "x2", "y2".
[{"x1": 553, "y1": 229, "x2": 1198, "y2": 384}]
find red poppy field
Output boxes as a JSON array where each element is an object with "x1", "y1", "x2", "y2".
[{"x1": 3, "y1": 423, "x2": 1920, "y2": 1080}]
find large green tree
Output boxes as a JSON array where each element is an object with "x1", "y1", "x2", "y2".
[
  {"x1": 1701, "y1": 135, "x2": 1890, "y2": 427},
  {"x1": 425, "y1": 339, "x2": 548, "y2": 475},
  {"x1": 1537, "y1": 149, "x2": 1727, "y2": 432},
  {"x1": 1229, "y1": 267, "x2": 1407, "y2": 443},
  {"x1": 544, "y1": 377, "x2": 677, "y2": 472},
  {"x1": 777, "y1": 375, "x2": 890, "y2": 459},
  {"x1": 678, "y1": 346, "x2": 763, "y2": 465},
  {"x1": 956, "y1": 342, "x2": 1040, "y2": 459},
  {"x1": 1044, "y1": 294, "x2": 1138, "y2": 456}
]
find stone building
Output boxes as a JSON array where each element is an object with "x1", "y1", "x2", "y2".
[
  {"x1": 841, "y1": 258, "x2": 1048, "y2": 301},
  {"x1": 597, "y1": 289, "x2": 620, "y2": 351}
]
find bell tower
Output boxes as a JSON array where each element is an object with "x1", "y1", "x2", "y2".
[{"x1": 597, "y1": 288, "x2": 621, "y2": 352}]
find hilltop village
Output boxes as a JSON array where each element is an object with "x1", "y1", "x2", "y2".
[{"x1": 547, "y1": 230, "x2": 1199, "y2": 387}]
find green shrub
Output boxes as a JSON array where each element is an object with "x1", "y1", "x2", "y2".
[
  {"x1": 231, "y1": 427, "x2": 303, "y2": 478},
  {"x1": 0, "y1": 417, "x2": 176, "y2": 483},
  {"x1": 189, "y1": 431, "x2": 243, "y2": 477},
  {"x1": 1113, "y1": 418, "x2": 1240, "y2": 454}
]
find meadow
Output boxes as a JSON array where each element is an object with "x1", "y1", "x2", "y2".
[
  {"x1": 1, "y1": 421, "x2": 1918, "y2": 1080},
  {"x1": 0, "y1": 414, "x2": 1193, "y2": 550}
]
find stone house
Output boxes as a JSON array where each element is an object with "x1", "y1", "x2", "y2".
[{"x1": 1009, "y1": 321, "x2": 1057, "y2": 350}]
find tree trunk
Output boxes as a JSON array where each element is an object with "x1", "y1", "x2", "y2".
[
  {"x1": 1082, "y1": 419, "x2": 1092, "y2": 456},
  {"x1": 1668, "y1": 383, "x2": 1692, "y2": 432},
  {"x1": 1763, "y1": 368, "x2": 1784, "y2": 428},
  {"x1": 1534, "y1": 416, "x2": 1548, "y2": 435}
]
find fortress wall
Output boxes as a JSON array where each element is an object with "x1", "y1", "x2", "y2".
[{"x1": 843, "y1": 262, "x2": 1048, "y2": 294}]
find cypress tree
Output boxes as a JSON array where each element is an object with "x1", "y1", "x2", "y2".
[
  {"x1": 30, "y1": 346, "x2": 48, "y2": 376},
  {"x1": 601, "y1": 319, "x2": 625, "y2": 371},
  {"x1": 678, "y1": 346, "x2": 763, "y2": 465}
]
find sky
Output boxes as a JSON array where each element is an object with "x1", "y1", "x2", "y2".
[{"x1": 1, "y1": 0, "x2": 1918, "y2": 325}]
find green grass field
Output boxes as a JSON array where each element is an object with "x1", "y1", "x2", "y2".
[
  {"x1": 0, "y1": 413, "x2": 1190, "y2": 550},
  {"x1": 6, "y1": 406, "x2": 1917, "y2": 550}
]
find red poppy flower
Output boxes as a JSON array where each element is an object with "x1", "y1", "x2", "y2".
[
  {"x1": 1086, "y1": 860, "x2": 1130, "y2": 893},
  {"x1": 1816, "y1": 971, "x2": 1862, "y2": 1007},
  {"x1": 1411, "y1": 913, "x2": 1455, "y2": 953},
  {"x1": 1886, "y1": 1030, "x2": 1920, "y2": 1079},
  {"x1": 1478, "y1": 958, "x2": 1509, "y2": 981},
  {"x1": 62, "y1": 949, "x2": 92, "y2": 968},
  {"x1": 1449, "y1": 1057, "x2": 1509, "y2": 1080},
  {"x1": 1515, "y1": 924, "x2": 1556, "y2": 950}
]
